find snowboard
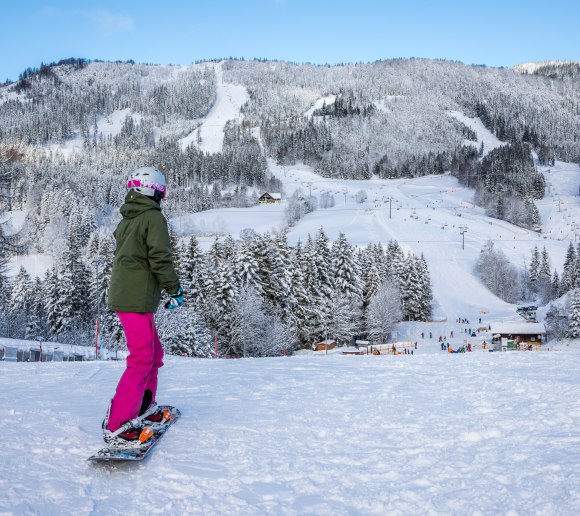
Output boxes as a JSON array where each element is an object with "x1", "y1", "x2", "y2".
[{"x1": 88, "y1": 406, "x2": 180, "y2": 462}]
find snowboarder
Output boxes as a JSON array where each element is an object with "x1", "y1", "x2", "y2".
[{"x1": 103, "y1": 167, "x2": 184, "y2": 446}]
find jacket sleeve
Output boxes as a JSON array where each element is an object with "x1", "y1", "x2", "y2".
[{"x1": 144, "y1": 211, "x2": 180, "y2": 294}]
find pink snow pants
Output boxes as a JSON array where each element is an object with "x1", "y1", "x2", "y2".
[{"x1": 106, "y1": 312, "x2": 164, "y2": 431}]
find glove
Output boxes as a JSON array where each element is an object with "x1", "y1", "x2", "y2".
[{"x1": 164, "y1": 286, "x2": 184, "y2": 310}]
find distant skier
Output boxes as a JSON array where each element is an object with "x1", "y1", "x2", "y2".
[{"x1": 102, "y1": 167, "x2": 183, "y2": 446}]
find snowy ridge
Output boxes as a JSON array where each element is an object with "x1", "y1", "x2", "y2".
[{"x1": 513, "y1": 60, "x2": 580, "y2": 74}]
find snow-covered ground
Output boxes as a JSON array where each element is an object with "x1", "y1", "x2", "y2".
[
  {"x1": 171, "y1": 203, "x2": 286, "y2": 242},
  {"x1": 6, "y1": 253, "x2": 53, "y2": 279},
  {"x1": 1, "y1": 351, "x2": 579, "y2": 514},
  {"x1": 45, "y1": 108, "x2": 143, "y2": 158}
]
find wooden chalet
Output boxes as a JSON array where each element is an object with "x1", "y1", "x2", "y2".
[
  {"x1": 491, "y1": 322, "x2": 546, "y2": 351},
  {"x1": 258, "y1": 192, "x2": 282, "y2": 204},
  {"x1": 312, "y1": 339, "x2": 336, "y2": 352}
]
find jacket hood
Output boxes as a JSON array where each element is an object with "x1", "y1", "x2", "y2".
[{"x1": 120, "y1": 191, "x2": 161, "y2": 219}]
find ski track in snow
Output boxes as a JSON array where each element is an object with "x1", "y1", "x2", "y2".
[
  {"x1": 179, "y1": 62, "x2": 249, "y2": 153},
  {"x1": 1, "y1": 353, "x2": 580, "y2": 514},
  {"x1": 447, "y1": 110, "x2": 505, "y2": 156}
]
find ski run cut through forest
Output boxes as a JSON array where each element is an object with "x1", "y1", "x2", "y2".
[{"x1": 1, "y1": 57, "x2": 580, "y2": 514}]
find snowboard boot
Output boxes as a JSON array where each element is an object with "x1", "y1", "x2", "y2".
[
  {"x1": 103, "y1": 419, "x2": 154, "y2": 448},
  {"x1": 138, "y1": 390, "x2": 171, "y2": 427},
  {"x1": 102, "y1": 399, "x2": 154, "y2": 447},
  {"x1": 139, "y1": 403, "x2": 172, "y2": 426}
]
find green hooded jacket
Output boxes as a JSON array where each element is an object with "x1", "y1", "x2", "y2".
[{"x1": 108, "y1": 191, "x2": 180, "y2": 313}]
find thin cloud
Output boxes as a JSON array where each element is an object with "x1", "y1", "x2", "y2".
[{"x1": 87, "y1": 9, "x2": 134, "y2": 34}]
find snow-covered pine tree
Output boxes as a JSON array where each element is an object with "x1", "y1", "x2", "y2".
[
  {"x1": 551, "y1": 270, "x2": 561, "y2": 299},
  {"x1": 158, "y1": 304, "x2": 212, "y2": 357},
  {"x1": 561, "y1": 242, "x2": 577, "y2": 292},
  {"x1": 6, "y1": 266, "x2": 33, "y2": 338},
  {"x1": 180, "y1": 305, "x2": 212, "y2": 357},
  {"x1": 208, "y1": 258, "x2": 238, "y2": 346},
  {"x1": 44, "y1": 267, "x2": 65, "y2": 336},
  {"x1": 371, "y1": 243, "x2": 390, "y2": 282},
  {"x1": 360, "y1": 246, "x2": 382, "y2": 309},
  {"x1": 59, "y1": 233, "x2": 92, "y2": 333},
  {"x1": 221, "y1": 235, "x2": 237, "y2": 263},
  {"x1": 400, "y1": 254, "x2": 425, "y2": 321},
  {"x1": 180, "y1": 236, "x2": 209, "y2": 304},
  {"x1": 327, "y1": 289, "x2": 362, "y2": 345},
  {"x1": 230, "y1": 286, "x2": 266, "y2": 357},
  {"x1": 331, "y1": 232, "x2": 362, "y2": 302},
  {"x1": 418, "y1": 254, "x2": 433, "y2": 320},
  {"x1": 524, "y1": 198, "x2": 541, "y2": 231},
  {"x1": 9, "y1": 266, "x2": 32, "y2": 313},
  {"x1": 168, "y1": 222, "x2": 180, "y2": 274},
  {"x1": 386, "y1": 240, "x2": 406, "y2": 288},
  {"x1": 234, "y1": 237, "x2": 263, "y2": 295},
  {"x1": 265, "y1": 231, "x2": 292, "y2": 310},
  {"x1": 286, "y1": 242, "x2": 311, "y2": 345},
  {"x1": 313, "y1": 227, "x2": 334, "y2": 298},
  {"x1": 529, "y1": 245, "x2": 540, "y2": 291},
  {"x1": 540, "y1": 246, "x2": 551, "y2": 279},
  {"x1": 26, "y1": 276, "x2": 45, "y2": 340},
  {"x1": 300, "y1": 235, "x2": 317, "y2": 295},
  {"x1": 576, "y1": 243, "x2": 580, "y2": 287},
  {"x1": 207, "y1": 237, "x2": 223, "y2": 269},
  {"x1": 567, "y1": 288, "x2": 580, "y2": 338},
  {"x1": 537, "y1": 246, "x2": 553, "y2": 303}
]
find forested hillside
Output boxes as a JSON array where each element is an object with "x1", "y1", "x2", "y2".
[{"x1": 1, "y1": 57, "x2": 580, "y2": 351}]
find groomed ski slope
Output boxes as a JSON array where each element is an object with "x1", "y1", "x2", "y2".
[
  {"x1": 171, "y1": 77, "x2": 580, "y2": 339},
  {"x1": 175, "y1": 156, "x2": 580, "y2": 342},
  {"x1": 1, "y1": 351, "x2": 579, "y2": 514}
]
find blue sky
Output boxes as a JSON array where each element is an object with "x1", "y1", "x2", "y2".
[{"x1": 1, "y1": 0, "x2": 579, "y2": 81}]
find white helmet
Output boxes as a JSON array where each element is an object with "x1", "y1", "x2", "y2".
[{"x1": 127, "y1": 167, "x2": 167, "y2": 199}]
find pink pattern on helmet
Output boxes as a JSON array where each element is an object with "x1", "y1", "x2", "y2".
[{"x1": 127, "y1": 179, "x2": 167, "y2": 198}]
